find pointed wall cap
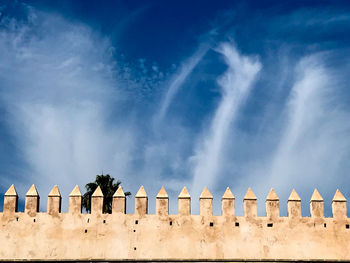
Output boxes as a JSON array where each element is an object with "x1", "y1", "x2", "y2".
[
  {"x1": 200, "y1": 187, "x2": 213, "y2": 199},
  {"x1": 113, "y1": 186, "x2": 125, "y2": 198},
  {"x1": 266, "y1": 188, "x2": 279, "y2": 201},
  {"x1": 26, "y1": 184, "x2": 39, "y2": 197},
  {"x1": 156, "y1": 186, "x2": 168, "y2": 199},
  {"x1": 69, "y1": 185, "x2": 82, "y2": 197},
  {"x1": 222, "y1": 187, "x2": 235, "y2": 199},
  {"x1": 135, "y1": 185, "x2": 147, "y2": 198},
  {"x1": 48, "y1": 185, "x2": 61, "y2": 197},
  {"x1": 178, "y1": 186, "x2": 191, "y2": 199},
  {"x1": 5, "y1": 184, "x2": 18, "y2": 196},
  {"x1": 244, "y1": 188, "x2": 257, "y2": 200},
  {"x1": 288, "y1": 189, "x2": 301, "y2": 201},
  {"x1": 310, "y1": 189, "x2": 323, "y2": 202},
  {"x1": 92, "y1": 185, "x2": 103, "y2": 197},
  {"x1": 332, "y1": 189, "x2": 346, "y2": 202}
]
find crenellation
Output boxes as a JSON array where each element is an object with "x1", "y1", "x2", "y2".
[
  {"x1": 1, "y1": 184, "x2": 350, "y2": 262},
  {"x1": 24, "y1": 184, "x2": 39, "y2": 216},
  {"x1": 265, "y1": 188, "x2": 279, "y2": 219},
  {"x1": 221, "y1": 187, "x2": 235, "y2": 216},
  {"x1": 112, "y1": 186, "x2": 126, "y2": 214},
  {"x1": 310, "y1": 189, "x2": 324, "y2": 218},
  {"x1": 287, "y1": 189, "x2": 302, "y2": 218},
  {"x1": 178, "y1": 186, "x2": 191, "y2": 215},
  {"x1": 91, "y1": 186, "x2": 104, "y2": 214},
  {"x1": 2, "y1": 184, "x2": 347, "y2": 219},
  {"x1": 47, "y1": 185, "x2": 61, "y2": 215},
  {"x1": 332, "y1": 189, "x2": 347, "y2": 219},
  {"x1": 156, "y1": 186, "x2": 169, "y2": 216},
  {"x1": 68, "y1": 185, "x2": 82, "y2": 214},
  {"x1": 200, "y1": 187, "x2": 213, "y2": 216},
  {"x1": 3, "y1": 184, "x2": 18, "y2": 214},
  {"x1": 243, "y1": 187, "x2": 257, "y2": 218},
  {"x1": 135, "y1": 185, "x2": 148, "y2": 216}
]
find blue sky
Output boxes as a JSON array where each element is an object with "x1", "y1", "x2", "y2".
[{"x1": 1, "y1": 0, "x2": 350, "y2": 215}]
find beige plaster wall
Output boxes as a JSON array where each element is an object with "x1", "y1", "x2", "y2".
[
  {"x1": 1, "y1": 187, "x2": 350, "y2": 262},
  {"x1": 1, "y1": 209, "x2": 350, "y2": 261}
]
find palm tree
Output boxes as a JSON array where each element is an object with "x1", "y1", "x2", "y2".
[{"x1": 82, "y1": 174, "x2": 131, "y2": 213}]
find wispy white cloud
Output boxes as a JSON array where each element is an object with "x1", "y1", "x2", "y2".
[
  {"x1": 0, "y1": 9, "x2": 135, "y2": 208},
  {"x1": 227, "y1": 54, "x2": 350, "y2": 216},
  {"x1": 0, "y1": 6, "x2": 198, "y2": 213},
  {"x1": 190, "y1": 43, "x2": 261, "y2": 202},
  {"x1": 1, "y1": 4, "x2": 350, "y2": 217},
  {"x1": 264, "y1": 55, "x2": 350, "y2": 214},
  {"x1": 154, "y1": 43, "x2": 210, "y2": 123}
]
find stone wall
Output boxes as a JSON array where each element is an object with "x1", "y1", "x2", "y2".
[{"x1": 0, "y1": 184, "x2": 349, "y2": 262}]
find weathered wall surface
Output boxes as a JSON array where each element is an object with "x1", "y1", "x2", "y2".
[{"x1": 0, "y1": 185, "x2": 349, "y2": 262}]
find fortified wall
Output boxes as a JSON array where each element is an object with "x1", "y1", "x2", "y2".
[{"x1": 0, "y1": 184, "x2": 350, "y2": 262}]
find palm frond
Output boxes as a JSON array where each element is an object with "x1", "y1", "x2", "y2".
[{"x1": 82, "y1": 174, "x2": 131, "y2": 213}]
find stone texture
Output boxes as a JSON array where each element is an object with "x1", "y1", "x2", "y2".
[
  {"x1": 310, "y1": 189, "x2": 324, "y2": 218},
  {"x1": 266, "y1": 189, "x2": 279, "y2": 219},
  {"x1": 222, "y1": 187, "x2": 235, "y2": 199},
  {"x1": 25, "y1": 184, "x2": 39, "y2": 216},
  {"x1": 3, "y1": 185, "x2": 18, "y2": 213},
  {"x1": 113, "y1": 187, "x2": 126, "y2": 214},
  {"x1": 222, "y1": 187, "x2": 235, "y2": 216},
  {"x1": 200, "y1": 187, "x2": 213, "y2": 216},
  {"x1": 1, "y1": 185, "x2": 350, "y2": 262},
  {"x1": 244, "y1": 188, "x2": 257, "y2": 218},
  {"x1": 156, "y1": 187, "x2": 169, "y2": 216},
  {"x1": 26, "y1": 184, "x2": 39, "y2": 196},
  {"x1": 91, "y1": 186, "x2": 104, "y2": 214},
  {"x1": 310, "y1": 188, "x2": 323, "y2": 201},
  {"x1": 48, "y1": 185, "x2": 61, "y2": 197},
  {"x1": 266, "y1": 188, "x2": 279, "y2": 201},
  {"x1": 1, "y1": 209, "x2": 350, "y2": 261},
  {"x1": 135, "y1": 185, "x2": 147, "y2": 198},
  {"x1": 288, "y1": 189, "x2": 301, "y2": 201},
  {"x1": 47, "y1": 185, "x2": 61, "y2": 215},
  {"x1": 244, "y1": 187, "x2": 257, "y2": 200},
  {"x1": 4, "y1": 185, "x2": 17, "y2": 196},
  {"x1": 178, "y1": 186, "x2": 190, "y2": 198},
  {"x1": 135, "y1": 186, "x2": 148, "y2": 216},
  {"x1": 69, "y1": 185, "x2": 82, "y2": 214},
  {"x1": 332, "y1": 189, "x2": 347, "y2": 219},
  {"x1": 113, "y1": 186, "x2": 125, "y2": 197},
  {"x1": 178, "y1": 187, "x2": 191, "y2": 215},
  {"x1": 69, "y1": 185, "x2": 82, "y2": 196},
  {"x1": 288, "y1": 189, "x2": 302, "y2": 218},
  {"x1": 333, "y1": 189, "x2": 346, "y2": 202}
]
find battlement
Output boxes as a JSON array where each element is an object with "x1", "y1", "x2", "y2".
[
  {"x1": 1, "y1": 184, "x2": 350, "y2": 262},
  {"x1": 2, "y1": 184, "x2": 347, "y2": 218}
]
